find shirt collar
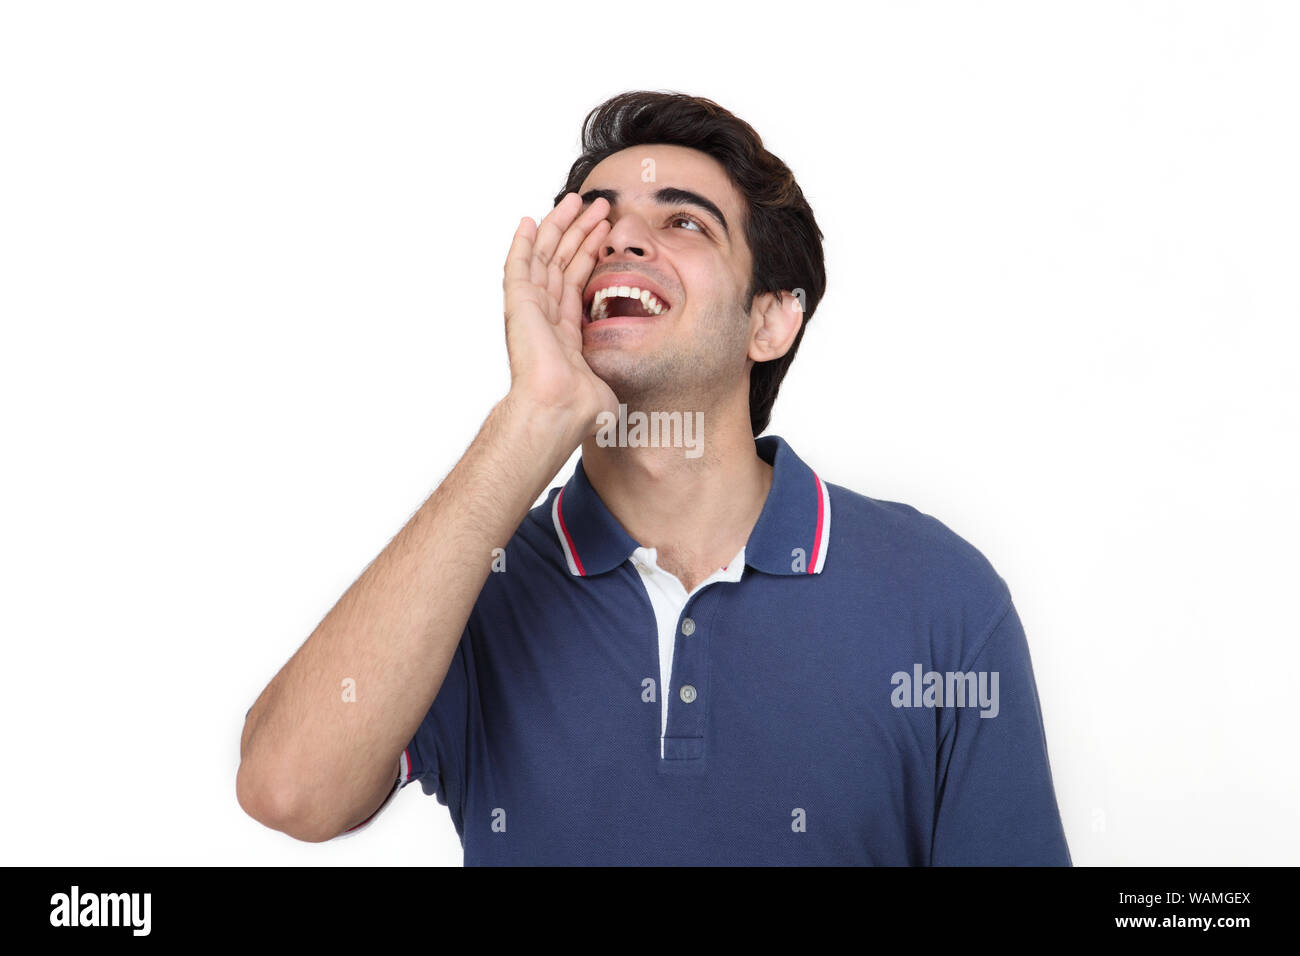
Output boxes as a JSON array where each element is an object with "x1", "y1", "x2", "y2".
[{"x1": 550, "y1": 435, "x2": 831, "y2": 578}]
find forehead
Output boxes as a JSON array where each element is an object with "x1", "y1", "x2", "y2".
[{"x1": 577, "y1": 143, "x2": 745, "y2": 232}]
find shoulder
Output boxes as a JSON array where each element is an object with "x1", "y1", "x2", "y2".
[
  {"x1": 824, "y1": 480, "x2": 1012, "y2": 633},
  {"x1": 826, "y1": 481, "x2": 1004, "y2": 576}
]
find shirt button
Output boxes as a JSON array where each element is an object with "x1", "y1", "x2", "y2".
[
  {"x1": 679, "y1": 684, "x2": 698, "y2": 703},
  {"x1": 681, "y1": 618, "x2": 696, "y2": 636}
]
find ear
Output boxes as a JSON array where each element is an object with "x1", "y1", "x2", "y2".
[{"x1": 748, "y1": 290, "x2": 804, "y2": 363}]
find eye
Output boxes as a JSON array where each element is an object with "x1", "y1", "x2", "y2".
[{"x1": 667, "y1": 210, "x2": 707, "y2": 234}]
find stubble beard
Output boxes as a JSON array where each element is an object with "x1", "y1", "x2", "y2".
[{"x1": 582, "y1": 300, "x2": 750, "y2": 418}]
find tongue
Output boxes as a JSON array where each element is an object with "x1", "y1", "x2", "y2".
[{"x1": 606, "y1": 296, "x2": 654, "y2": 318}]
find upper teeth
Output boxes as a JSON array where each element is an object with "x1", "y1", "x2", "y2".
[{"x1": 589, "y1": 286, "x2": 668, "y2": 321}]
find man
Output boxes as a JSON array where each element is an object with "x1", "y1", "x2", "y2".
[{"x1": 236, "y1": 91, "x2": 1071, "y2": 865}]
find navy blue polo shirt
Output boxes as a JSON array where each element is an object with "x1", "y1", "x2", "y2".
[{"x1": 359, "y1": 434, "x2": 1071, "y2": 865}]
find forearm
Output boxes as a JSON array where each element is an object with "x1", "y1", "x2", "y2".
[{"x1": 236, "y1": 394, "x2": 583, "y2": 840}]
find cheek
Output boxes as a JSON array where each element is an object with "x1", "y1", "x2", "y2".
[{"x1": 679, "y1": 260, "x2": 740, "y2": 311}]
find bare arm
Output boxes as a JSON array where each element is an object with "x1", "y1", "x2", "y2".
[{"x1": 236, "y1": 194, "x2": 616, "y2": 842}]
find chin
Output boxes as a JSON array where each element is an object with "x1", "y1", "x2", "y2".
[{"x1": 582, "y1": 353, "x2": 668, "y2": 402}]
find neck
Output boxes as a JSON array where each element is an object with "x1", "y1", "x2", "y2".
[{"x1": 580, "y1": 391, "x2": 772, "y2": 592}]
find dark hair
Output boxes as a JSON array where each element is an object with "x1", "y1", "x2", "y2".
[{"x1": 553, "y1": 91, "x2": 826, "y2": 437}]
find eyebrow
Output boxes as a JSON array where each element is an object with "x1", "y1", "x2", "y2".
[{"x1": 580, "y1": 186, "x2": 730, "y2": 239}]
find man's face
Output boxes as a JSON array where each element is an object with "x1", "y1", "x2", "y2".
[{"x1": 577, "y1": 144, "x2": 755, "y2": 409}]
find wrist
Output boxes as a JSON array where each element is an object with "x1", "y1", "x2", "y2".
[{"x1": 495, "y1": 390, "x2": 592, "y2": 458}]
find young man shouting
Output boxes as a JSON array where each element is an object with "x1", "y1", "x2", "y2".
[{"x1": 237, "y1": 91, "x2": 1072, "y2": 866}]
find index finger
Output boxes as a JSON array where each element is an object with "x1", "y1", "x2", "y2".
[
  {"x1": 529, "y1": 192, "x2": 586, "y2": 284},
  {"x1": 550, "y1": 195, "x2": 610, "y2": 274},
  {"x1": 558, "y1": 216, "x2": 612, "y2": 327}
]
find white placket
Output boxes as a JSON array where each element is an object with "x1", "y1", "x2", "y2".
[{"x1": 630, "y1": 545, "x2": 746, "y2": 758}]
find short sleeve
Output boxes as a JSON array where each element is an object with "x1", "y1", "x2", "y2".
[
  {"x1": 334, "y1": 625, "x2": 472, "y2": 839},
  {"x1": 931, "y1": 600, "x2": 1071, "y2": 865},
  {"x1": 403, "y1": 629, "x2": 471, "y2": 808}
]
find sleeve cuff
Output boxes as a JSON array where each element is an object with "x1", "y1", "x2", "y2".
[{"x1": 331, "y1": 747, "x2": 412, "y2": 840}]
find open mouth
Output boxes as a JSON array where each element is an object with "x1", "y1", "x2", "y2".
[{"x1": 583, "y1": 285, "x2": 672, "y2": 324}]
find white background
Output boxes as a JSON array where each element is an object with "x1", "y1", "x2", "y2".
[{"x1": 2, "y1": 1, "x2": 1296, "y2": 866}]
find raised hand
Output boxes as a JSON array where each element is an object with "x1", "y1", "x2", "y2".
[{"x1": 502, "y1": 192, "x2": 618, "y2": 439}]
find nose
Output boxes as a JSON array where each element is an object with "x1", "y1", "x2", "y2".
[{"x1": 598, "y1": 210, "x2": 654, "y2": 260}]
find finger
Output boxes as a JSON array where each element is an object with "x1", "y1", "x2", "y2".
[
  {"x1": 551, "y1": 195, "x2": 609, "y2": 274},
  {"x1": 530, "y1": 192, "x2": 582, "y2": 288},
  {"x1": 504, "y1": 216, "x2": 536, "y2": 292},
  {"x1": 558, "y1": 218, "x2": 612, "y2": 327},
  {"x1": 546, "y1": 196, "x2": 610, "y2": 305}
]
